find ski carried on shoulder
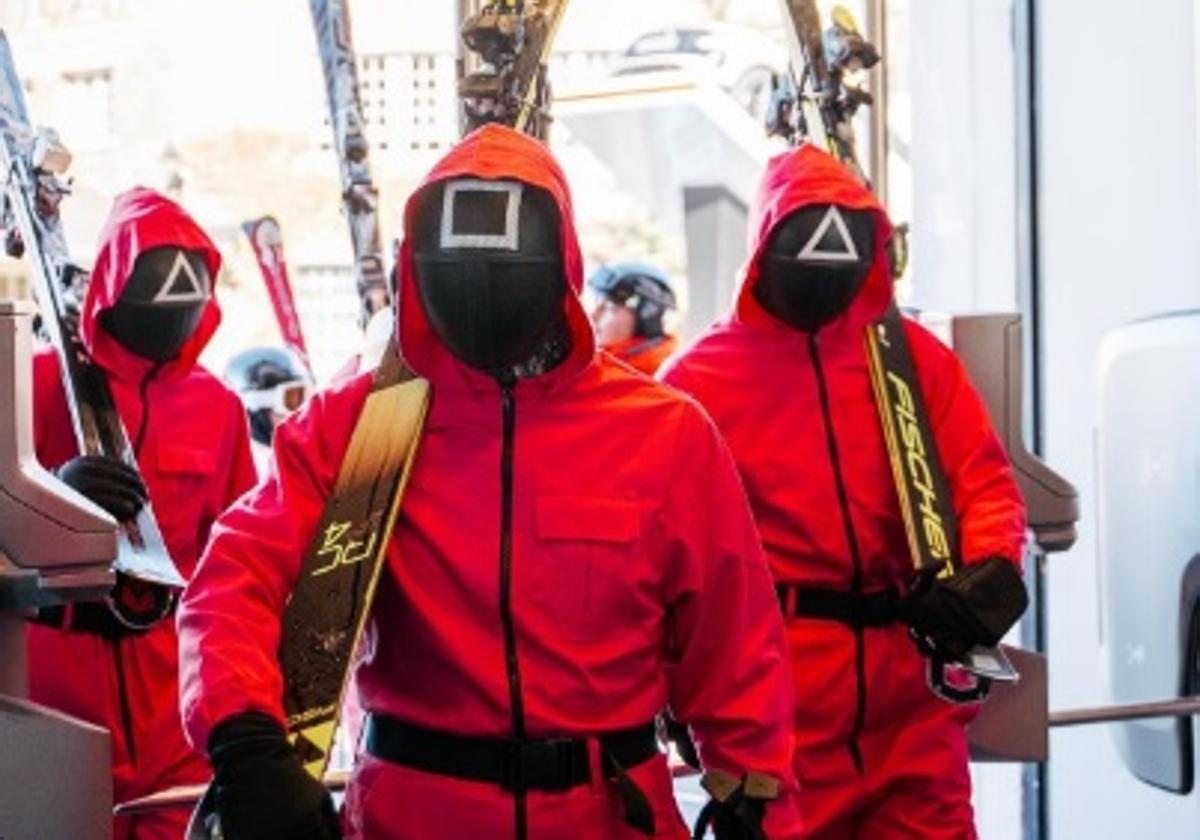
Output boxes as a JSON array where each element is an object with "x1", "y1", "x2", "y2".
[
  {"x1": 459, "y1": 0, "x2": 571, "y2": 140},
  {"x1": 269, "y1": 0, "x2": 572, "y2": 787},
  {"x1": 770, "y1": 0, "x2": 878, "y2": 182},
  {"x1": 0, "y1": 32, "x2": 183, "y2": 605},
  {"x1": 865, "y1": 307, "x2": 1019, "y2": 700},
  {"x1": 309, "y1": 0, "x2": 389, "y2": 324},
  {"x1": 187, "y1": 350, "x2": 429, "y2": 839},
  {"x1": 279, "y1": 349, "x2": 428, "y2": 778}
]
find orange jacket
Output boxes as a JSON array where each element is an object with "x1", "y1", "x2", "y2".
[{"x1": 606, "y1": 333, "x2": 679, "y2": 376}]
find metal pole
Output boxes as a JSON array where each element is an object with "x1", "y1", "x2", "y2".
[
  {"x1": 1049, "y1": 696, "x2": 1200, "y2": 728},
  {"x1": 455, "y1": 0, "x2": 479, "y2": 136},
  {"x1": 456, "y1": 0, "x2": 477, "y2": 72},
  {"x1": 1012, "y1": 0, "x2": 1046, "y2": 836},
  {"x1": 865, "y1": 0, "x2": 888, "y2": 198}
]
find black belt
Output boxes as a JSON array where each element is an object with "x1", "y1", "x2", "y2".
[
  {"x1": 35, "y1": 601, "x2": 161, "y2": 640},
  {"x1": 776, "y1": 583, "x2": 900, "y2": 628},
  {"x1": 364, "y1": 714, "x2": 658, "y2": 792}
]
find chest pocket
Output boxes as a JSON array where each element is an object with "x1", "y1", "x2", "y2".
[
  {"x1": 152, "y1": 442, "x2": 222, "y2": 579},
  {"x1": 156, "y1": 443, "x2": 217, "y2": 475},
  {"x1": 525, "y1": 495, "x2": 643, "y2": 642},
  {"x1": 151, "y1": 443, "x2": 218, "y2": 528}
]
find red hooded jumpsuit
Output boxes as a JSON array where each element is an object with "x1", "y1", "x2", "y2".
[
  {"x1": 661, "y1": 145, "x2": 1026, "y2": 839},
  {"x1": 178, "y1": 125, "x2": 804, "y2": 840},
  {"x1": 28, "y1": 187, "x2": 257, "y2": 840}
]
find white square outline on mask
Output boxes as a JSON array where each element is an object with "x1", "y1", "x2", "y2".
[{"x1": 440, "y1": 179, "x2": 524, "y2": 251}]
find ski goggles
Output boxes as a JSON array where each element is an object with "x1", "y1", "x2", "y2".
[{"x1": 240, "y1": 380, "x2": 310, "y2": 414}]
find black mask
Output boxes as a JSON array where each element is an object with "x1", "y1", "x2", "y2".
[
  {"x1": 100, "y1": 246, "x2": 210, "y2": 361},
  {"x1": 412, "y1": 178, "x2": 568, "y2": 377},
  {"x1": 754, "y1": 204, "x2": 875, "y2": 332}
]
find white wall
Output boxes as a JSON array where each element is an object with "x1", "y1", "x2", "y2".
[
  {"x1": 907, "y1": 0, "x2": 1019, "y2": 315},
  {"x1": 1038, "y1": 0, "x2": 1200, "y2": 835}
]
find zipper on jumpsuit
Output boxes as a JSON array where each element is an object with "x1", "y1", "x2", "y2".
[
  {"x1": 807, "y1": 332, "x2": 868, "y2": 775},
  {"x1": 111, "y1": 361, "x2": 165, "y2": 767},
  {"x1": 498, "y1": 377, "x2": 529, "y2": 840},
  {"x1": 112, "y1": 639, "x2": 137, "y2": 764}
]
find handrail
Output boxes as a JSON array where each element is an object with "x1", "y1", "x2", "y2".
[{"x1": 1049, "y1": 696, "x2": 1200, "y2": 728}]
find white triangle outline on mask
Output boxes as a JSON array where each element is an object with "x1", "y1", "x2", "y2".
[
  {"x1": 152, "y1": 251, "x2": 207, "y2": 304},
  {"x1": 796, "y1": 206, "x2": 860, "y2": 264}
]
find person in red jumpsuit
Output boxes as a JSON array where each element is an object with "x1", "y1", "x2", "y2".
[
  {"x1": 177, "y1": 124, "x2": 803, "y2": 840},
  {"x1": 587, "y1": 262, "x2": 679, "y2": 375},
  {"x1": 661, "y1": 144, "x2": 1028, "y2": 839},
  {"x1": 28, "y1": 186, "x2": 257, "y2": 840}
]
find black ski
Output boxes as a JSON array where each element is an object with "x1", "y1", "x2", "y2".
[
  {"x1": 0, "y1": 31, "x2": 182, "y2": 596},
  {"x1": 309, "y1": 0, "x2": 389, "y2": 324}
]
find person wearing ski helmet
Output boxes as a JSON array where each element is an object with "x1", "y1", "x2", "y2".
[
  {"x1": 178, "y1": 125, "x2": 803, "y2": 840},
  {"x1": 28, "y1": 187, "x2": 256, "y2": 840},
  {"x1": 223, "y1": 345, "x2": 312, "y2": 456},
  {"x1": 661, "y1": 144, "x2": 1027, "y2": 839},
  {"x1": 588, "y1": 261, "x2": 679, "y2": 375}
]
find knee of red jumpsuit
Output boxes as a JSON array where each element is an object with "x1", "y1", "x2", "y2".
[
  {"x1": 855, "y1": 710, "x2": 976, "y2": 839},
  {"x1": 792, "y1": 743, "x2": 864, "y2": 840}
]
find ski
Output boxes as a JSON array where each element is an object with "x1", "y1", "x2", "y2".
[
  {"x1": 270, "y1": 0, "x2": 573, "y2": 793},
  {"x1": 242, "y1": 215, "x2": 311, "y2": 373},
  {"x1": 185, "y1": 4, "x2": 433, "y2": 834},
  {"x1": 770, "y1": 0, "x2": 878, "y2": 182},
  {"x1": 0, "y1": 32, "x2": 183, "y2": 594},
  {"x1": 277, "y1": 351, "x2": 428, "y2": 780},
  {"x1": 866, "y1": 307, "x2": 1019, "y2": 697},
  {"x1": 459, "y1": 0, "x2": 571, "y2": 140},
  {"x1": 309, "y1": 0, "x2": 389, "y2": 324},
  {"x1": 187, "y1": 350, "x2": 430, "y2": 839}
]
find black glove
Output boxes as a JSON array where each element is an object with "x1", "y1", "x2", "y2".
[
  {"x1": 692, "y1": 772, "x2": 776, "y2": 840},
  {"x1": 55, "y1": 454, "x2": 148, "y2": 522},
  {"x1": 899, "y1": 557, "x2": 1029, "y2": 661},
  {"x1": 208, "y1": 711, "x2": 341, "y2": 840}
]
